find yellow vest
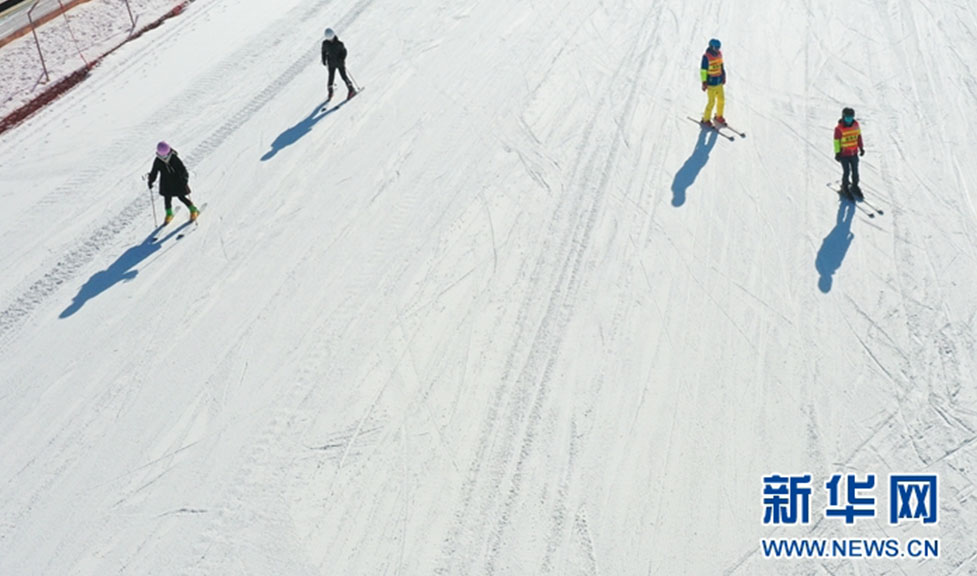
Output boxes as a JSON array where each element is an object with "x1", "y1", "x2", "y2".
[
  {"x1": 706, "y1": 51, "x2": 723, "y2": 77},
  {"x1": 838, "y1": 123, "x2": 860, "y2": 154}
]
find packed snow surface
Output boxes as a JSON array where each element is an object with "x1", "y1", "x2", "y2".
[
  {"x1": 1, "y1": 0, "x2": 976, "y2": 574},
  {"x1": 0, "y1": 0, "x2": 185, "y2": 118}
]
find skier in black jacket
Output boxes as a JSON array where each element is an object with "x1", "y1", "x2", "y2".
[
  {"x1": 148, "y1": 141, "x2": 198, "y2": 224},
  {"x1": 321, "y1": 28, "x2": 357, "y2": 102}
]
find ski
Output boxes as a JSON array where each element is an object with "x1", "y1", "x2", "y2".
[
  {"x1": 150, "y1": 203, "x2": 206, "y2": 241},
  {"x1": 686, "y1": 117, "x2": 734, "y2": 141},
  {"x1": 177, "y1": 202, "x2": 207, "y2": 239},
  {"x1": 840, "y1": 191, "x2": 878, "y2": 218},
  {"x1": 716, "y1": 122, "x2": 746, "y2": 138},
  {"x1": 151, "y1": 220, "x2": 192, "y2": 242},
  {"x1": 149, "y1": 225, "x2": 166, "y2": 242},
  {"x1": 833, "y1": 181, "x2": 886, "y2": 215},
  {"x1": 321, "y1": 86, "x2": 364, "y2": 113},
  {"x1": 858, "y1": 196, "x2": 885, "y2": 216},
  {"x1": 827, "y1": 183, "x2": 878, "y2": 218}
]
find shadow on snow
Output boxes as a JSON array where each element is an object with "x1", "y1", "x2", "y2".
[
  {"x1": 260, "y1": 100, "x2": 345, "y2": 161},
  {"x1": 671, "y1": 127, "x2": 718, "y2": 207},
  {"x1": 59, "y1": 221, "x2": 193, "y2": 318},
  {"x1": 815, "y1": 197, "x2": 855, "y2": 293}
]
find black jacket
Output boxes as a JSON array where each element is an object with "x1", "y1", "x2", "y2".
[
  {"x1": 149, "y1": 151, "x2": 190, "y2": 197},
  {"x1": 321, "y1": 38, "x2": 347, "y2": 67}
]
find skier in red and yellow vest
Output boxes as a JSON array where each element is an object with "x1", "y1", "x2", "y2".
[
  {"x1": 700, "y1": 38, "x2": 726, "y2": 127},
  {"x1": 833, "y1": 107, "x2": 866, "y2": 198}
]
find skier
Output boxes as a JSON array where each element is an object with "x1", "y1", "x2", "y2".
[
  {"x1": 833, "y1": 107, "x2": 865, "y2": 199},
  {"x1": 148, "y1": 141, "x2": 198, "y2": 224},
  {"x1": 700, "y1": 38, "x2": 726, "y2": 127},
  {"x1": 321, "y1": 27, "x2": 357, "y2": 102}
]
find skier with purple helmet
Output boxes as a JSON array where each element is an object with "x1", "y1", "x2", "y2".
[{"x1": 148, "y1": 141, "x2": 198, "y2": 224}]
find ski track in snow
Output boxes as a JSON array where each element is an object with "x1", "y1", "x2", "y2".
[
  {"x1": 2, "y1": 0, "x2": 977, "y2": 574},
  {"x1": 0, "y1": 0, "x2": 339, "y2": 349},
  {"x1": 452, "y1": 6, "x2": 665, "y2": 575}
]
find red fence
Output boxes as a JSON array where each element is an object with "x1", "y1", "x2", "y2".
[{"x1": 0, "y1": 0, "x2": 194, "y2": 135}]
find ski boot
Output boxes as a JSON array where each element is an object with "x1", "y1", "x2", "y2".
[
  {"x1": 714, "y1": 115, "x2": 726, "y2": 126},
  {"x1": 189, "y1": 206, "x2": 199, "y2": 222},
  {"x1": 326, "y1": 84, "x2": 335, "y2": 103},
  {"x1": 850, "y1": 184, "x2": 863, "y2": 200},
  {"x1": 346, "y1": 82, "x2": 357, "y2": 100},
  {"x1": 164, "y1": 209, "x2": 174, "y2": 225},
  {"x1": 700, "y1": 117, "x2": 714, "y2": 128}
]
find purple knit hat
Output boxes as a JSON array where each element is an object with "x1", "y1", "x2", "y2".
[{"x1": 156, "y1": 141, "x2": 171, "y2": 157}]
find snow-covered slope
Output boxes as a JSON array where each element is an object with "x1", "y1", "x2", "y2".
[
  {"x1": 1, "y1": 0, "x2": 976, "y2": 574},
  {"x1": 0, "y1": 0, "x2": 188, "y2": 119}
]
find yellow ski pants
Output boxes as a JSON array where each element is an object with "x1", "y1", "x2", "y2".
[{"x1": 702, "y1": 85, "x2": 725, "y2": 121}]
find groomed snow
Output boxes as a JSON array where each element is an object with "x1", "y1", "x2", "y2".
[
  {"x1": 1, "y1": 0, "x2": 976, "y2": 574},
  {"x1": 0, "y1": 0, "x2": 189, "y2": 119}
]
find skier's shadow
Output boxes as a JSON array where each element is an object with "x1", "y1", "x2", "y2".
[
  {"x1": 59, "y1": 222, "x2": 191, "y2": 318},
  {"x1": 671, "y1": 127, "x2": 718, "y2": 207},
  {"x1": 260, "y1": 100, "x2": 344, "y2": 161},
  {"x1": 815, "y1": 198, "x2": 855, "y2": 293}
]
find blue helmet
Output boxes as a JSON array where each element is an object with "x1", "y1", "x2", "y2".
[{"x1": 709, "y1": 38, "x2": 721, "y2": 50}]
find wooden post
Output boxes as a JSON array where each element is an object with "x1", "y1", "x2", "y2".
[
  {"x1": 57, "y1": 0, "x2": 88, "y2": 66},
  {"x1": 27, "y1": 1, "x2": 49, "y2": 83},
  {"x1": 122, "y1": 0, "x2": 135, "y2": 33}
]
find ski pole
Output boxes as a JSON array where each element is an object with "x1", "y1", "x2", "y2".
[{"x1": 144, "y1": 173, "x2": 158, "y2": 227}]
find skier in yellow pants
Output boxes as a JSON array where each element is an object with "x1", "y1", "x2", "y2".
[{"x1": 700, "y1": 38, "x2": 726, "y2": 127}]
